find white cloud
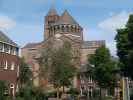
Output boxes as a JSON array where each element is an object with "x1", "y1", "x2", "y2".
[
  {"x1": 97, "y1": 11, "x2": 131, "y2": 56},
  {"x1": 83, "y1": 27, "x2": 117, "y2": 56},
  {"x1": 98, "y1": 11, "x2": 130, "y2": 32},
  {"x1": 0, "y1": 15, "x2": 16, "y2": 30},
  {"x1": 106, "y1": 41, "x2": 117, "y2": 56}
]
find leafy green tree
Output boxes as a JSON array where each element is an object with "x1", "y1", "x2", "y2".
[
  {"x1": 88, "y1": 46, "x2": 117, "y2": 96},
  {"x1": 38, "y1": 41, "x2": 76, "y2": 99},
  {"x1": 127, "y1": 14, "x2": 133, "y2": 47},
  {"x1": 115, "y1": 28, "x2": 129, "y2": 76},
  {"x1": 89, "y1": 45, "x2": 110, "y2": 67},
  {"x1": 0, "y1": 81, "x2": 8, "y2": 100},
  {"x1": 127, "y1": 14, "x2": 133, "y2": 79},
  {"x1": 16, "y1": 58, "x2": 33, "y2": 99},
  {"x1": 115, "y1": 14, "x2": 133, "y2": 79},
  {"x1": 19, "y1": 58, "x2": 32, "y2": 88},
  {"x1": 17, "y1": 58, "x2": 48, "y2": 100},
  {"x1": 16, "y1": 85, "x2": 47, "y2": 100}
]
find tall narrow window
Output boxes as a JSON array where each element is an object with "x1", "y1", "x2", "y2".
[
  {"x1": 17, "y1": 65, "x2": 19, "y2": 77},
  {"x1": 4, "y1": 60, "x2": 8, "y2": 70},
  {"x1": 4, "y1": 44, "x2": 10, "y2": 53},
  {"x1": 11, "y1": 62, "x2": 15, "y2": 70},
  {"x1": 16, "y1": 48, "x2": 19, "y2": 56},
  {"x1": 10, "y1": 83, "x2": 15, "y2": 96},
  {"x1": 0, "y1": 43, "x2": 3, "y2": 52},
  {"x1": 0, "y1": 61, "x2": 3, "y2": 70}
]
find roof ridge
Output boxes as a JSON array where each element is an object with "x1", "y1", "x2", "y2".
[{"x1": 0, "y1": 31, "x2": 18, "y2": 47}]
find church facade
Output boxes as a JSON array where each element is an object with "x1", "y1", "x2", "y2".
[{"x1": 21, "y1": 7, "x2": 105, "y2": 93}]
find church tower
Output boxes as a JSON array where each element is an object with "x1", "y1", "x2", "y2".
[
  {"x1": 48, "y1": 10, "x2": 83, "y2": 42},
  {"x1": 44, "y1": 6, "x2": 59, "y2": 40}
]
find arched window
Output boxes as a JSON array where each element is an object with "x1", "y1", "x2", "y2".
[
  {"x1": 66, "y1": 26, "x2": 69, "y2": 32},
  {"x1": 78, "y1": 28, "x2": 80, "y2": 32},
  {"x1": 10, "y1": 83, "x2": 14, "y2": 89},
  {"x1": 10, "y1": 83, "x2": 15, "y2": 96},
  {"x1": 75, "y1": 26, "x2": 77, "y2": 32},
  {"x1": 71, "y1": 26, "x2": 73, "y2": 32},
  {"x1": 57, "y1": 26, "x2": 59, "y2": 30},
  {"x1": 62, "y1": 26, "x2": 65, "y2": 32}
]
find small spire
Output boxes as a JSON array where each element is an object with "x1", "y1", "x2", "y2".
[
  {"x1": 62, "y1": 10, "x2": 69, "y2": 15},
  {"x1": 47, "y1": 0, "x2": 57, "y2": 16}
]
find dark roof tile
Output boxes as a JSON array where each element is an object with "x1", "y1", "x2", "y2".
[{"x1": 54, "y1": 10, "x2": 79, "y2": 25}]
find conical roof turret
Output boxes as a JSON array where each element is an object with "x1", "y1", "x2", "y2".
[{"x1": 59, "y1": 10, "x2": 79, "y2": 25}]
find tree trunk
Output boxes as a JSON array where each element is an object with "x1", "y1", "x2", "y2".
[{"x1": 57, "y1": 87, "x2": 60, "y2": 100}]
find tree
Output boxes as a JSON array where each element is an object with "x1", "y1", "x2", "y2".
[
  {"x1": 0, "y1": 81, "x2": 8, "y2": 100},
  {"x1": 115, "y1": 14, "x2": 133, "y2": 79},
  {"x1": 89, "y1": 45, "x2": 110, "y2": 67},
  {"x1": 16, "y1": 83, "x2": 47, "y2": 100},
  {"x1": 19, "y1": 58, "x2": 32, "y2": 88},
  {"x1": 38, "y1": 41, "x2": 76, "y2": 99},
  {"x1": 15, "y1": 58, "x2": 33, "y2": 100},
  {"x1": 127, "y1": 14, "x2": 133, "y2": 79},
  {"x1": 115, "y1": 27, "x2": 129, "y2": 76},
  {"x1": 88, "y1": 46, "x2": 117, "y2": 97}
]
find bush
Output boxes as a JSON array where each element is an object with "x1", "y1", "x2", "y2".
[
  {"x1": 67, "y1": 88, "x2": 79, "y2": 94},
  {"x1": 16, "y1": 85, "x2": 47, "y2": 100},
  {"x1": 102, "y1": 96, "x2": 113, "y2": 100},
  {"x1": 66, "y1": 88, "x2": 79, "y2": 99},
  {"x1": 46, "y1": 91, "x2": 58, "y2": 98}
]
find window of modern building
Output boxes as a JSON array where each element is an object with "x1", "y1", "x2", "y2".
[
  {"x1": 15, "y1": 48, "x2": 19, "y2": 56},
  {"x1": 0, "y1": 43, "x2": 3, "y2": 52},
  {"x1": 4, "y1": 44, "x2": 10, "y2": 53},
  {"x1": 13, "y1": 48, "x2": 16, "y2": 55},
  {"x1": 12, "y1": 47, "x2": 18, "y2": 56},
  {"x1": 10, "y1": 46, "x2": 14, "y2": 55}
]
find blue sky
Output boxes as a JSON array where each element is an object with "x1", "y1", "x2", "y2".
[{"x1": 0, "y1": 0, "x2": 133, "y2": 56}]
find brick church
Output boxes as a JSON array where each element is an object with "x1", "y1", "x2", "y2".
[{"x1": 22, "y1": 7, "x2": 105, "y2": 95}]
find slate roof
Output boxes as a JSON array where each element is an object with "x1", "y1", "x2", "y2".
[
  {"x1": 0, "y1": 31, "x2": 18, "y2": 47},
  {"x1": 54, "y1": 10, "x2": 79, "y2": 25}
]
